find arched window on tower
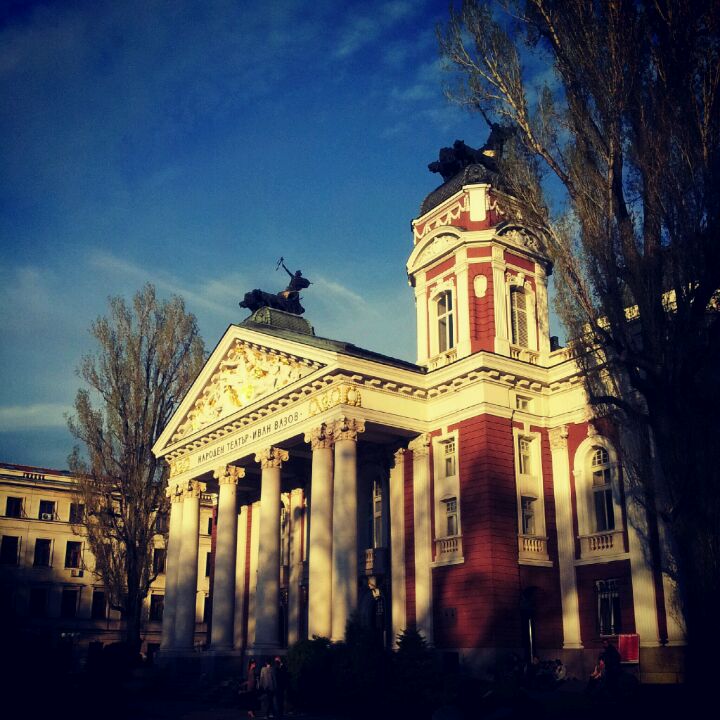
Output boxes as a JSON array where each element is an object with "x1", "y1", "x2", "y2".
[
  {"x1": 510, "y1": 286, "x2": 529, "y2": 347},
  {"x1": 591, "y1": 447, "x2": 615, "y2": 532},
  {"x1": 436, "y1": 290, "x2": 455, "y2": 353}
]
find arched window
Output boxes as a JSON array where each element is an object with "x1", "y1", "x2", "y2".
[
  {"x1": 436, "y1": 290, "x2": 455, "y2": 353},
  {"x1": 510, "y1": 287, "x2": 529, "y2": 347}
]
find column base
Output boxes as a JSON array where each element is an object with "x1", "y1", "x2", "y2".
[
  {"x1": 562, "y1": 642, "x2": 585, "y2": 650},
  {"x1": 246, "y1": 642, "x2": 282, "y2": 658}
]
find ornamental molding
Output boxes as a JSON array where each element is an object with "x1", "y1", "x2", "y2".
[
  {"x1": 166, "y1": 482, "x2": 185, "y2": 503},
  {"x1": 168, "y1": 455, "x2": 190, "y2": 478},
  {"x1": 332, "y1": 416, "x2": 365, "y2": 442},
  {"x1": 413, "y1": 195, "x2": 468, "y2": 242},
  {"x1": 415, "y1": 232, "x2": 462, "y2": 267},
  {"x1": 172, "y1": 340, "x2": 319, "y2": 442},
  {"x1": 429, "y1": 277, "x2": 455, "y2": 297},
  {"x1": 549, "y1": 425, "x2": 569, "y2": 450},
  {"x1": 308, "y1": 383, "x2": 362, "y2": 417},
  {"x1": 213, "y1": 464, "x2": 246, "y2": 485},
  {"x1": 255, "y1": 447, "x2": 289, "y2": 469},
  {"x1": 497, "y1": 225, "x2": 541, "y2": 253}
]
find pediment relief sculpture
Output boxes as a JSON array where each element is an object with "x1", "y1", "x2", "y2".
[{"x1": 172, "y1": 340, "x2": 318, "y2": 442}]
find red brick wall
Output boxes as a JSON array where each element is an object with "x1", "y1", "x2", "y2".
[
  {"x1": 468, "y1": 264, "x2": 495, "y2": 353},
  {"x1": 431, "y1": 414, "x2": 522, "y2": 650},
  {"x1": 504, "y1": 251, "x2": 535, "y2": 273}
]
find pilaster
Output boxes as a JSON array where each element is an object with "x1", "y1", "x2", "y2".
[
  {"x1": 389, "y1": 448, "x2": 407, "y2": 647},
  {"x1": 548, "y1": 426, "x2": 583, "y2": 649},
  {"x1": 409, "y1": 433, "x2": 433, "y2": 644},
  {"x1": 161, "y1": 482, "x2": 184, "y2": 650}
]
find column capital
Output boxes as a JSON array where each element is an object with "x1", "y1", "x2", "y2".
[
  {"x1": 393, "y1": 447, "x2": 408, "y2": 464},
  {"x1": 166, "y1": 482, "x2": 185, "y2": 503},
  {"x1": 213, "y1": 463, "x2": 246, "y2": 485},
  {"x1": 255, "y1": 447, "x2": 289, "y2": 469},
  {"x1": 304, "y1": 423, "x2": 334, "y2": 450},
  {"x1": 409, "y1": 433, "x2": 431, "y2": 457},
  {"x1": 549, "y1": 425, "x2": 569, "y2": 450},
  {"x1": 331, "y1": 416, "x2": 365, "y2": 442},
  {"x1": 183, "y1": 479, "x2": 206, "y2": 499}
]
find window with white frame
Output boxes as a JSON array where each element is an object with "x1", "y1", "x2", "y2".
[
  {"x1": 435, "y1": 289, "x2": 455, "y2": 354},
  {"x1": 371, "y1": 479, "x2": 384, "y2": 549},
  {"x1": 591, "y1": 447, "x2": 615, "y2": 532},
  {"x1": 514, "y1": 431, "x2": 548, "y2": 550},
  {"x1": 510, "y1": 286, "x2": 529, "y2": 347},
  {"x1": 433, "y1": 433, "x2": 463, "y2": 562}
]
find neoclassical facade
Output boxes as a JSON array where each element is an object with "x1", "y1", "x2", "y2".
[{"x1": 153, "y1": 170, "x2": 685, "y2": 681}]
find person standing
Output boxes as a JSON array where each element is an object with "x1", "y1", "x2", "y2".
[
  {"x1": 244, "y1": 658, "x2": 258, "y2": 719},
  {"x1": 273, "y1": 656, "x2": 288, "y2": 720},
  {"x1": 259, "y1": 658, "x2": 277, "y2": 718}
]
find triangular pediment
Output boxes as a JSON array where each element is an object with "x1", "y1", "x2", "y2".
[{"x1": 163, "y1": 331, "x2": 324, "y2": 446}]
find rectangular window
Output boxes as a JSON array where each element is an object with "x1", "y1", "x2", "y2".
[
  {"x1": 152, "y1": 548, "x2": 166, "y2": 575},
  {"x1": 149, "y1": 594, "x2": 164, "y2": 622},
  {"x1": 65, "y1": 541, "x2": 82, "y2": 569},
  {"x1": 0, "y1": 536, "x2": 20, "y2": 565},
  {"x1": 444, "y1": 497, "x2": 458, "y2": 537},
  {"x1": 518, "y1": 437, "x2": 533, "y2": 476},
  {"x1": 91, "y1": 590, "x2": 106, "y2": 620},
  {"x1": 443, "y1": 439, "x2": 456, "y2": 477},
  {"x1": 5, "y1": 496, "x2": 23, "y2": 518},
  {"x1": 510, "y1": 287, "x2": 529, "y2": 347},
  {"x1": 207, "y1": 517, "x2": 213, "y2": 535},
  {"x1": 60, "y1": 587, "x2": 79, "y2": 618},
  {"x1": 34, "y1": 539, "x2": 52, "y2": 567},
  {"x1": 154, "y1": 513, "x2": 169, "y2": 534},
  {"x1": 69, "y1": 503, "x2": 85, "y2": 524},
  {"x1": 29, "y1": 587, "x2": 48, "y2": 618},
  {"x1": 594, "y1": 489, "x2": 615, "y2": 531},
  {"x1": 515, "y1": 395, "x2": 531, "y2": 411},
  {"x1": 203, "y1": 594, "x2": 211, "y2": 624},
  {"x1": 205, "y1": 551, "x2": 213, "y2": 577},
  {"x1": 597, "y1": 579, "x2": 621, "y2": 635},
  {"x1": 521, "y1": 496, "x2": 536, "y2": 535},
  {"x1": 38, "y1": 500, "x2": 55, "y2": 521}
]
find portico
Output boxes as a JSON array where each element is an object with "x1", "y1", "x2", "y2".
[{"x1": 153, "y1": 309, "x2": 426, "y2": 658}]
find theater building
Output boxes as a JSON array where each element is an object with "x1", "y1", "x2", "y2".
[{"x1": 152, "y1": 164, "x2": 685, "y2": 681}]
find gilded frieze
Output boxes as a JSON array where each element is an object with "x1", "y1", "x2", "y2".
[{"x1": 172, "y1": 341, "x2": 316, "y2": 442}]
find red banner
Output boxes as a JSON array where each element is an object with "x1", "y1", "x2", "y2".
[{"x1": 618, "y1": 633, "x2": 640, "y2": 663}]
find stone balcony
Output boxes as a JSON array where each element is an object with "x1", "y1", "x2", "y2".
[
  {"x1": 517, "y1": 534, "x2": 550, "y2": 563},
  {"x1": 433, "y1": 534, "x2": 463, "y2": 564},
  {"x1": 578, "y1": 529, "x2": 625, "y2": 560}
]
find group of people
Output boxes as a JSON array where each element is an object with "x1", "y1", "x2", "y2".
[
  {"x1": 241, "y1": 656, "x2": 288, "y2": 719},
  {"x1": 525, "y1": 655, "x2": 568, "y2": 690}
]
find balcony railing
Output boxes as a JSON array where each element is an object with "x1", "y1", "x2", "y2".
[
  {"x1": 427, "y1": 348, "x2": 458, "y2": 370},
  {"x1": 509, "y1": 345, "x2": 540, "y2": 364},
  {"x1": 579, "y1": 530, "x2": 625, "y2": 559},
  {"x1": 360, "y1": 547, "x2": 387, "y2": 576},
  {"x1": 434, "y1": 534, "x2": 463, "y2": 562},
  {"x1": 517, "y1": 534, "x2": 549, "y2": 561}
]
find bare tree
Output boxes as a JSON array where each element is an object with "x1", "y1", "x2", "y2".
[
  {"x1": 68, "y1": 284, "x2": 205, "y2": 652},
  {"x1": 439, "y1": 0, "x2": 719, "y2": 689}
]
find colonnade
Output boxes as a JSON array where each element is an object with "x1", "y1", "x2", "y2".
[{"x1": 160, "y1": 416, "x2": 376, "y2": 653}]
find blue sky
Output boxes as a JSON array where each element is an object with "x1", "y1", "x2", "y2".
[{"x1": 0, "y1": 0, "x2": 502, "y2": 469}]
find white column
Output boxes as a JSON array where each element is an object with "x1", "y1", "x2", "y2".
[
  {"x1": 288, "y1": 487, "x2": 304, "y2": 645},
  {"x1": 389, "y1": 448, "x2": 407, "y2": 647},
  {"x1": 492, "y1": 245, "x2": 510, "y2": 355},
  {"x1": 161, "y1": 482, "x2": 184, "y2": 649},
  {"x1": 306, "y1": 423, "x2": 334, "y2": 639},
  {"x1": 253, "y1": 446, "x2": 288, "y2": 652},
  {"x1": 535, "y1": 263, "x2": 551, "y2": 355},
  {"x1": 549, "y1": 426, "x2": 583, "y2": 649},
  {"x1": 410, "y1": 434, "x2": 433, "y2": 644},
  {"x1": 626, "y1": 487, "x2": 661, "y2": 647},
  {"x1": 331, "y1": 416, "x2": 365, "y2": 642},
  {"x1": 247, "y1": 501, "x2": 260, "y2": 647},
  {"x1": 415, "y1": 278, "x2": 429, "y2": 365},
  {"x1": 210, "y1": 464, "x2": 244, "y2": 650},
  {"x1": 456, "y1": 247, "x2": 471, "y2": 358},
  {"x1": 175, "y1": 479, "x2": 205, "y2": 649},
  {"x1": 233, "y1": 505, "x2": 249, "y2": 649}
]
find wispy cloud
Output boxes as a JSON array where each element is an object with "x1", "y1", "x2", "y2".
[{"x1": 0, "y1": 403, "x2": 70, "y2": 431}]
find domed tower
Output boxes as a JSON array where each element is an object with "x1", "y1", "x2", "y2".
[{"x1": 407, "y1": 137, "x2": 553, "y2": 369}]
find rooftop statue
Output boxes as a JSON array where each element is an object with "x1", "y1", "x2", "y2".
[
  {"x1": 428, "y1": 124, "x2": 514, "y2": 182},
  {"x1": 240, "y1": 258, "x2": 312, "y2": 316}
]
